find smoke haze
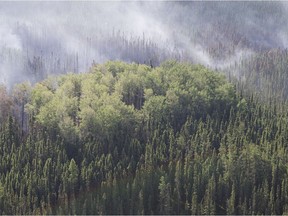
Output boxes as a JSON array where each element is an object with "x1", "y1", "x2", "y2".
[{"x1": 1, "y1": 1, "x2": 288, "y2": 87}]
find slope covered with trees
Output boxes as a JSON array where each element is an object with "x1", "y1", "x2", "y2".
[
  {"x1": 228, "y1": 49, "x2": 288, "y2": 104},
  {"x1": 3, "y1": 1, "x2": 288, "y2": 88},
  {"x1": 0, "y1": 61, "x2": 288, "y2": 214}
]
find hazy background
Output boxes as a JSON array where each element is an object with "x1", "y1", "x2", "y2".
[{"x1": 1, "y1": 1, "x2": 288, "y2": 87}]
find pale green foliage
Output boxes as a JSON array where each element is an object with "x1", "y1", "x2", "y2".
[
  {"x1": 68, "y1": 159, "x2": 79, "y2": 188},
  {"x1": 27, "y1": 61, "x2": 234, "y2": 142},
  {"x1": 0, "y1": 182, "x2": 4, "y2": 198}
]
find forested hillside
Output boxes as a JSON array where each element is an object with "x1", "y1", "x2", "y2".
[
  {"x1": 0, "y1": 61, "x2": 288, "y2": 214},
  {"x1": 3, "y1": 1, "x2": 288, "y2": 215},
  {"x1": 229, "y1": 49, "x2": 288, "y2": 103},
  {"x1": 2, "y1": 1, "x2": 288, "y2": 88}
]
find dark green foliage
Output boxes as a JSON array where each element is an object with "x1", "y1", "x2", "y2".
[{"x1": 0, "y1": 61, "x2": 288, "y2": 214}]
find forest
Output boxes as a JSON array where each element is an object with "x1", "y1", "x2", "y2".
[
  {"x1": 0, "y1": 60, "x2": 288, "y2": 214},
  {"x1": 2, "y1": 1, "x2": 288, "y2": 215}
]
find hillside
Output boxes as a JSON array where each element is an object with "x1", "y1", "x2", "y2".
[
  {"x1": 2, "y1": 1, "x2": 288, "y2": 90},
  {"x1": 2, "y1": 1, "x2": 288, "y2": 215},
  {"x1": 0, "y1": 61, "x2": 287, "y2": 214}
]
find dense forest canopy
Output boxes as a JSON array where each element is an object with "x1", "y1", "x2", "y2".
[
  {"x1": 0, "y1": 61, "x2": 288, "y2": 214},
  {"x1": 2, "y1": 1, "x2": 288, "y2": 215}
]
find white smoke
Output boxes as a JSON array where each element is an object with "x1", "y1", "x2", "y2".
[{"x1": 0, "y1": 1, "x2": 287, "y2": 87}]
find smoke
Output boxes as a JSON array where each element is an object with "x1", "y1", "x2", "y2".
[
  {"x1": 0, "y1": 1, "x2": 288, "y2": 88},
  {"x1": 0, "y1": 23, "x2": 22, "y2": 50},
  {"x1": 0, "y1": 1, "x2": 175, "y2": 88}
]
